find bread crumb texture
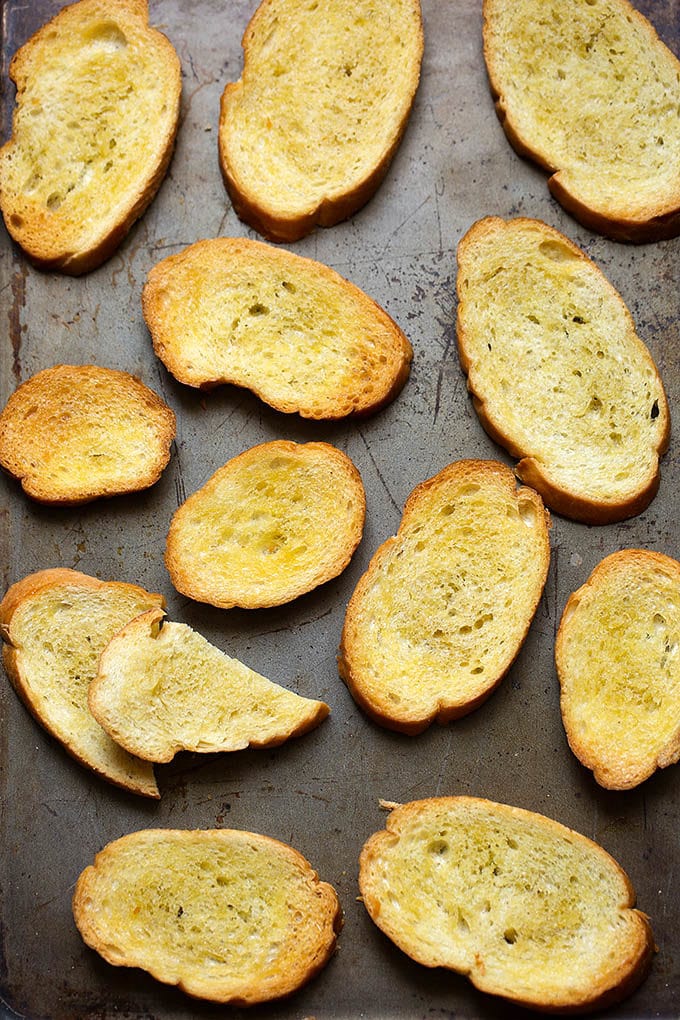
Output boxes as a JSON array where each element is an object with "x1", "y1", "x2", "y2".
[
  {"x1": 90, "y1": 608, "x2": 329, "y2": 762},
  {"x1": 143, "y1": 237, "x2": 412, "y2": 418},
  {"x1": 165, "y1": 440, "x2": 365, "y2": 609},
  {"x1": 359, "y1": 797, "x2": 654, "y2": 1012},
  {"x1": 0, "y1": 569, "x2": 163, "y2": 797},
  {"x1": 557, "y1": 549, "x2": 680, "y2": 789},
  {"x1": 339, "y1": 460, "x2": 550, "y2": 733},
  {"x1": 73, "y1": 828, "x2": 342, "y2": 1004},
  {"x1": 0, "y1": 0, "x2": 181, "y2": 273},
  {"x1": 456, "y1": 217, "x2": 669, "y2": 523},
  {"x1": 0, "y1": 365, "x2": 176, "y2": 504},
  {"x1": 483, "y1": 0, "x2": 680, "y2": 240},
  {"x1": 219, "y1": 0, "x2": 424, "y2": 241}
]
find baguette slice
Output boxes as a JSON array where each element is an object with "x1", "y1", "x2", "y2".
[
  {"x1": 359, "y1": 797, "x2": 654, "y2": 1013},
  {"x1": 218, "y1": 0, "x2": 424, "y2": 242},
  {"x1": 0, "y1": 0, "x2": 181, "y2": 274},
  {"x1": 143, "y1": 237, "x2": 412, "y2": 419},
  {"x1": 90, "y1": 608, "x2": 329, "y2": 762},
  {"x1": 0, "y1": 365, "x2": 176, "y2": 504},
  {"x1": 73, "y1": 827, "x2": 342, "y2": 1005},
  {"x1": 0, "y1": 569, "x2": 163, "y2": 797},
  {"x1": 556, "y1": 549, "x2": 680, "y2": 790},
  {"x1": 166, "y1": 440, "x2": 365, "y2": 609},
  {"x1": 338, "y1": 460, "x2": 550, "y2": 734},
  {"x1": 456, "y1": 217, "x2": 669, "y2": 524},
  {"x1": 483, "y1": 0, "x2": 680, "y2": 242}
]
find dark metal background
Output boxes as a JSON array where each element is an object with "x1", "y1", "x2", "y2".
[{"x1": 0, "y1": 1, "x2": 679, "y2": 1017}]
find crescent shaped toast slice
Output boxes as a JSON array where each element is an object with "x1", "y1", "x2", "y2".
[
  {"x1": 143, "y1": 237, "x2": 412, "y2": 419},
  {"x1": 73, "y1": 827, "x2": 342, "y2": 1005},
  {"x1": 0, "y1": 0, "x2": 181, "y2": 273},
  {"x1": 359, "y1": 797, "x2": 654, "y2": 1013},
  {"x1": 90, "y1": 607, "x2": 329, "y2": 763},
  {"x1": 456, "y1": 217, "x2": 669, "y2": 524},
  {"x1": 483, "y1": 0, "x2": 680, "y2": 242},
  {"x1": 218, "y1": 0, "x2": 423, "y2": 242},
  {"x1": 556, "y1": 549, "x2": 680, "y2": 790},
  {"x1": 338, "y1": 460, "x2": 550, "y2": 734}
]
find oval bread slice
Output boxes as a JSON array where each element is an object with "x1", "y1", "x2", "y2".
[
  {"x1": 0, "y1": 0, "x2": 181, "y2": 274},
  {"x1": 456, "y1": 217, "x2": 669, "y2": 524},
  {"x1": 0, "y1": 364, "x2": 176, "y2": 505},
  {"x1": 218, "y1": 0, "x2": 424, "y2": 242},
  {"x1": 165, "y1": 440, "x2": 366, "y2": 609},
  {"x1": 359, "y1": 797, "x2": 654, "y2": 1013},
  {"x1": 482, "y1": 0, "x2": 680, "y2": 242},
  {"x1": 90, "y1": 608, "x2": 329, "y2": 762},
  {"x1": 338, "y1": 460, "x2": 550, "y2": 734},
  {"x1": 143, "y1": 237, "x2": 412, "y2": 419},
  {"x1": 0, "y1": 569, "x2": 163, "y2": 798},
  {"x1": 73, "y1": 827, "x2": 342, "y2": 1005},
  {"x1": 556, "y1": 549, "x2": 680, "y2": 790}
]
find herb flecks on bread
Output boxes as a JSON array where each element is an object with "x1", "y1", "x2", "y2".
[
  {"x1": 165, "y1": 440, "x2": 365, "y2": 609},
  {"x1": 143, "y1": 237, "x2": 412, "y2": 419},
  {"x1": 456, "y1": 217, "x2": 669, "y2": 524},
  {"x1": 483, "y1": 0, "x2": 680, "y2": 241},
  {"x1": 557, "y1": 549, "x2": 680, "y2": 790},
  {"x1": 90, "y1": 608, "x2": 329, "y2": 763},
  {"x1": 218, "y1": 0, "x2": 424, "y2": 242},
  {"x1": 359, "y1": 797, "x2": 654, "y2": 1013},
  {"x1": 0, "y1": 0, "x2": 181, "y2": 273},
  {"x1": 0, "y1": 569, "x2": 163, "y2": 798},
  {"x1": 339, "y1": 460, "x2": 550, "y2": 734},
  {"x1": 73, "y1": 827, "x2": 342, "y2": 1004}
]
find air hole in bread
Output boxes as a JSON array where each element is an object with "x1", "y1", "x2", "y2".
[
  {"x1": 518, "y1": 499, "x2": 538, "y2": 527},
  {"x1": 248, "y1": 303, "x2": 269, "y2": 315},
  {"x1": 651, "y1": 400, "x2": 660, "y2": 419},
  {"x1": 428, "y1": 839, "x2": 449, "y2": 855},
  {"x1": 538, "y1": 240, "x2": 576, "y2": 263},
  {"x1": 503, "y1": 927, "x2": 518, "y2": 944},
  {"x1": 46, "y1": 192, "x2": 62, "y2": 210},
  {"x1": 85, "y1": 21, "x2": 128, "y2": 50}
]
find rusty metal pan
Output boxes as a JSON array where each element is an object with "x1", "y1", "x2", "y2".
[{"x1": 1, "y1": 1, "x2": 679, "y2": 1017}]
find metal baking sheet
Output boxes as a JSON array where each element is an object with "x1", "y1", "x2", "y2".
[{"x1": 1, "y1": 1, "x2": 679, "y2": 1017}]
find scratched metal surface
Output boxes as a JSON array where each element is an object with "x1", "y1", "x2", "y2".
[{"x1": 0, "y1": 1, "x2": 679, "y2": 1017}]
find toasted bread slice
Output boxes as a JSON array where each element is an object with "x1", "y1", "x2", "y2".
[
  {"x1": 556, "y1": 549, "x2": 680, "y2": 790},
  {"x1": 482, "y1": 0, "x2": 680, "y2": 242},
  {"x1": 218, "y1": 0, "x2": 424, "y2": 242},
  {"x1": 359, "y1": 797, "x2": 654, "y2": 1013},
  {"x1": 73, "y1": 827, "x2": 342, "y2": 1004},
  {"x1": 89, "y1": 608, "x2": 329, "y2": 762},
  {"x1": 0, "y1": 0, "x2": 181, "y2": 274},
  {"x1": 338, "y1": 460, "x2": 550, "y2": 734},
  {"x1": 165, "y1": 440, "x2": 365, "y2": 609},
  {"x1": 456, "y1": 217, "x2": 669, "y2": 524},
  {"x1": 0, "y1": 569, "x2": 163, "y2": 797},
  {"x1": 0, "y1": 364, "x2": 176, "y2": 505},
  {"x1": 143, "y1": 237, "x2": 412, "y2": 419}
]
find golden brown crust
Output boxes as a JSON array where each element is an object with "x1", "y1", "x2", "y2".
[
  {"x1": 0, "y1": 0, "x2": 181, "y2": 274},
  {"x1": 482, "y1": 0, "x2": 680, "y2": 243},
  {"x1": 359, "y1": 797, "x2": 655, "y2": 1014},
  {"x1": 339, "y1": 460, "x2": 551, "y2": 733},
  {"x1": 73, "y1": 827, "x2": 342, "y2": 1004},
  {"x1": 456, "y1": 217, "x2": 670, "y2": 524},
  {"x1": 218, "y1": 0, "x2": 424, "y2": 242},
  {"x1": 0, "y1": 365, "x2": 176, "y2": 505},
  {"x1": 142, "y1": 237, "x2": 412, "y2": 418}
]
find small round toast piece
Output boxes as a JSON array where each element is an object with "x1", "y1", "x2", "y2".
[
  {"x1": 557, "y1": 549, "x2": 680, "y2": 790},
  {"x1": 483, "y1": 0, "x2": 680, "y2": 242},
  {"x1": 0, "y1": 364, "x2": 176, "y2": 504},
  {"x1": 0, "y1": 568, "x2": 163, "y2": 798},
  {"x1": 339, "y1": 460, "x2": 550, "y2": 734},
  {"x1": 359, "y1": 797, "x2": 654, "y2": 1013},
  {"x1": 218, "y1": 0, "x2": 424, "y2": 242},
  {"x1": 456, "y1": 217, "x2": 669, "y2": 524},
  {"x1": 165, "y1": 440, "x2": 365, "y2": 609},
  {"x1": 73, "y1": 827, "x2": 342, "y2": 1005},
  {"x1": 90, "y1": 608, "x2": 329, "y2": 763},
  {"x1": 0, "y1": 0, "x2": 181, "y2": 274},
  {"x1": 143, "y1": 237, "x2": 412, "y2": 419}
]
